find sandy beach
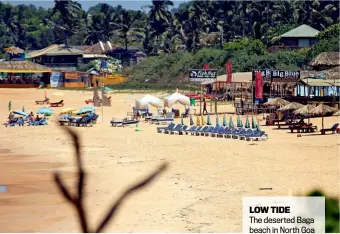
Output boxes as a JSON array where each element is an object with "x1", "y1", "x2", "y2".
[{"x1": 0, "y1": 88, "x2": 339, "y2": 232}]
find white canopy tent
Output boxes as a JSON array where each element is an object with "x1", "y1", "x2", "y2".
[
  {"x1": 135, "y1": 94, "x2": 163, "y2": 109},
  {"x1": 163, "y1": 92, "x2": 190, "y2": 108}
]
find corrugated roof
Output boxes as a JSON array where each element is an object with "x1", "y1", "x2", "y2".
[
  {"x1": 25, "y1": 44, "x2": 84, "y2": 58},
  {"x1": 301, "y1": 66, "x2": 340, "y2": 80},
  {"x1": 280, "y1": 24, "x2": 320, "y2": 38}
]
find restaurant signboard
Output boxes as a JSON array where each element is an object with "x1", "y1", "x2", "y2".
[
  {"x1": 252, "y1": 70, "x2": 300, "y2": 82},
  {"x1": 64, "y1": 72, "x2": 79, "y2": 80},
  {"x1": 189, "y1": 69, "x2": 217, "y2": 82}
]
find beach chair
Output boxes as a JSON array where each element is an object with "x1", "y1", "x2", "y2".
[
  {"x1": 321, "y1": 123, "x2": 339, "y2": 135},
  {"x1": 50, "y1": 100, "x2": 64, "y2": 107},
  {"x1": 238, "y1": 129, "x2": 256, "y2": 140},
  {"x1": 204, "y1": 126, "x2": 218, "y2": 136},
  {"x1": 195, "y1": 126, "x2": 208, "y2": 136},
  {"x1": 246, "y1": 131, "x2": 268, "y2": 141},
  {"x1": 217, "y1": 127, "x2": 229, "y2": 138},
  {"x1": 166, "y1": 124, "x2": 182, "y2": 134},
  {"x1": 170, "y1": 125, "x2": 187, "y2": 135},
  {"x1": 178, "y1": 125, "x2": 188, "y2": 135},
  {"x1": 232, "y1": 128, "x2": 247, "y2": 139},
  {"x1": 59, "y1": 119, "x2": 70, "y2": 126},
  {"x1": 209, "y1": 127, "x2": 224, "y2": 137},
  {"x1": 154, "y1": 113, "x2": 174, "y2": 125},
  {"x1": 91, "y1": 114, "x2": 99, "y2": 124},
  {"x1": 183, "y1": 126, "x2": 197, "y2": 135},
  {"x1": 122, "y1": 120, "x2": 139, "y2": 127},
  {"x1": 225, "y1": 128, "x2": 238, "y2": 139},
  {"x1": 191, "y1": 126, "x2": 202, "y2": 135},
  {"x1": 157, "y1": 123, "x2": 175, "y2": 133},
  {"x1": 35, "y1": 98, "x2": 50, "y2": 105}
]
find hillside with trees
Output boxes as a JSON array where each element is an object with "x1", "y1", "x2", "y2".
[{"x1": 0, "y1": 0, "x2": 339, "y2": 87}]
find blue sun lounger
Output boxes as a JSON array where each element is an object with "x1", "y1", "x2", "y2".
[
  {"x1": 157, "y1": 122, "x2": 175, "y2": 133},
  {"x1": 190, "y1": 126, "x2": 202, "y2": 135},
  {"x1": 183, "y1": 126, "x2": 197, "y2": 135},
  {"x1": 170, "y1": 125, "x2": 187, "y2": 135},
  {"x1": 238, "y1": 129, "x2": 255, "y2": 140},
  {"x1": 203, "y1": 126, "x2": 217, "y2": 136},
  {"x1": 246, "y1": 131, "x2": 268, "y2": 141},
  {"x1": 165, "y1": 124, "x2": 182, "y2": 134},
  {"x1": 209, "y1": 126, "x2": 225, "y2": 137},
  {"x1": 232, "y1": 128, "x2": 247, "y2": 139},
  {"x1": 195, "y1": 126, "x2": 209, "y2": 136}
]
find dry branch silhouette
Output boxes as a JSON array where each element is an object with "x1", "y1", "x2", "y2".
[{"x1": 53, "y1": 127, "x2": 168, "y2": 233}]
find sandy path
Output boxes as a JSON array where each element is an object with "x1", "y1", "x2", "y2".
[{"x1": 0, "y1": 88, "x2": 339, "y2": 232}]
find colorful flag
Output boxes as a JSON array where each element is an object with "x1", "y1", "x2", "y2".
[
  {"x1": 226, "y1": 61, "x2": 232, "y2": 83},
  {"x1": 255, "y1": 72, "x2": 263, "y2": 99}
]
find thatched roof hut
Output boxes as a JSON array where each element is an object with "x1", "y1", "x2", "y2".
[
  {"x1": 84, "y1": 41, "x2": 117, "y2": 54},
  {"x1": 300, "y1": 66, "x2": 340, "y2": 80},
  {"x1": 4, "y1": 46, "x2": 24, "y2": 55},
  {"x1": 0, "y1": 60, "x2": 52, "y2": 73},
  {"x1": 309, "y1": 52, "x2": 340, "y2": 67}
]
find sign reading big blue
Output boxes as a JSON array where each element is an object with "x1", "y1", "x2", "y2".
[
  {"x1": 252, "y1": 70, "x2": 300, "y2": 82},
  {"x1": 50, "y1": 72, "x2": 64, "y2": 88}
]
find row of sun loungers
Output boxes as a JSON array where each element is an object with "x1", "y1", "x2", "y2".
[
  {"x1": 59, "y1": 113, "x2": 99, "y2": 127},
  {"x1": 35, "y1": 98, "x2": 64, "y2": 107},
  {"x1": 4, "y1": 117, "x2": 48, "y2": 127},
  {"x1": 110, "y1": 119, "x2": 139, "y2": 127},
  {"x1": 146, "y1": 113, "x2": 174, "y2": 125},
  {"x1": 157, "y1": 123, "x2": 268, "y2": 141}
]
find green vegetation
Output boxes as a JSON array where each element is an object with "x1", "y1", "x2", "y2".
[{"x1": 0, "y1": 0, "x2": 339, "y2": 87}]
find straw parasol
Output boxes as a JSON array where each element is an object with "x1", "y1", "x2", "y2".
[
  {"x1": 264, "y1": 97, "x2": 290, "y2": 106},
  {"x1": 293, "y1": 104, "x2": 316, "y2": 115},
  {"x1": 310, "y1": 104, "x2": 337, "y2": 130},
  {"x1": 278, "y1": 102, "x2": 304, "y2": 111}
]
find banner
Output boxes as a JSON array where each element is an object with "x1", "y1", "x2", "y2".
[
  {"x1": 50, "y1": 72, "x2": 64, "y2": 88},
  {"x1": 226, "y1": 61, "x2": 232, "y2": 83},
  {"x1": 189, "y1": 69, "x2": 217, "y2": 82},
  {"x1": 255, "y1": 72, "x2": 263, "y2": 99},
  {"x1": 203, "y1": 64, "x2": 210, "y2": 70},
  {"x1": 64, "y1": 72, "x2": 79, "y2": 80},
  {"x1": 252, "y1": 70, "x2": 300, "y2": 83}
]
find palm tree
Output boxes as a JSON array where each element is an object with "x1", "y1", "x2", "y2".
[{"x1": 110, "y1": 9, "x2": 142, "y2": 50}]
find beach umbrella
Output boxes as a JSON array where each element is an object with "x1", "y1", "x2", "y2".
[
  {"x1": 22, "y1": 105, "x2": 25, "y2": 112},
  {"x1": 293, "y1": 104, "x2": 316, "y2": 115},
  {"x1": 37, "y1": 107, "x2": 53, "y2": 116},
  {"x1": 223, "y1": 114, "x2": 227, "y2": 126},
  {"x1": 278, "y1": 102, "x2": 304, "y2": 111},
  {"x1": 237, "y1": 115, "x2": 243, "y2": 128},
  {"x1": 228, "y1": 116, "x2": 234, "y2": 128},
  {"x1": 181, "y1": 116, "x2": 184, "y2": 125},
  {"x1": 60, "y1": 108, "x2": 76, "y2": 115},
  {"x1": 12, "y1": 110, "x2": 27, "y2": 116},
  {"x1": 251, "y1": 115, "x2": 257, "y2": 129},
  {"x1": 256, "y1": 119, "x2": 261, "y2": 131},
  {"x1": 310, "y1": 104, "x2": 337, "y2": 130},
  {"x1": 206, "y1": 114, "x2": 211, "y2": 125},
  {"x1": 245, "y1": 115, "x2": 250, "y2": 128},
  {"x1": 78, "y1": 105, "x2": 96, "y2": 114},
  {"x1": 190, "y1": 115, "x2": 194, "y2": 126},
  {"x1": 264, "y1": 97, "x2": 290, "y2": 107},
  {"x1": 216, "y1": 115, "x2": 220, "y2": 127},
  {"x1": 196, "y1": 115, "x2": 201, "y2": 126}
]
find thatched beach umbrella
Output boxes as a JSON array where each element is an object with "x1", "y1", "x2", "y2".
[
  {"x1": 245, "y1": 115, "x2": 250, "y2": 128},
  {"x1": 293, "y1": 104, "x2": 316, "y2": 115},
  {"x1": 229, "y1": 116, "x2": 234, "y2": 128},
  {"x1": 190, "y1": 115, "x2": 194, "y2": 125},
  {"x1": 311, "y1": 104, "x2": 337, "y2": 130},
  {"x1": 278, "y1": 102, "x2": 304, "y2": 111},
  {"x1": 216, "y1": 115, "x2": 220, "y2": 127},
  {"x1": 264, "y1": 97, "x2": 290, "y2": 107},
  {"x1": 206, "y1": 114, "x2": 211, "y2": 125}
]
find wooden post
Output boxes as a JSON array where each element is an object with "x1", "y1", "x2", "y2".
[{"x1": 200, "y1": 83, "x2": 203, "y2": 123}]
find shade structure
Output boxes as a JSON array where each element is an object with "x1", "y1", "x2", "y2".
[
  {"x1": 163, "y1": 92, "x2": 190, "y2": 108},
  {"x1": 60, "y1": 108, "x2": 76, "y2": 115},
  {"x1": 278, "y1": 102, "x2": 304, "y2": 111},
  {"x1": 37, "y1": 107, "x2": 53, "y2": 115},
  {"x1": 237, "y1": 115, "x2": 243, "y2": 128},
  {"x1": 78, "y1": 105, "x2": 96, "y2": 114},
  {"x1": 12, "y1": 110, "x2": 27, "y2": 116},
  {"x1": 135, "y1": 94, "x2": 163, "y2": 109},
  {"x1": 223, "y1": 114, "x2": 227, "y2": 126},
  {"x1": 52, "y1": 92, "x2": 64, "y2": 96},
  {"x1": 228, "y1": 116, "x2": 234, "y2": 128},
  {"x1": 311, "y1": 104, "x2": 337, "y2": 130},
  {"x1": 216, "y1": 115, "x2": 220, "y2": 127},
  {"x1": 245, "y1": 115, "x2": 250, "y2": 128},
  {"x1": 293, "y1": 104, "x2": 316, "y2": 116},
  {"x1": 251, "y1": 115, "x2": 257, "y2": 129},
  {"x1": 264, "y1": 97, "x2": 290, "y2": 106},
  {"x1": 190, "y1": 115, "x2": 194, "y2": 125},
  {"x1": 196, "y1": 115, "x2": 201, "y2": 126},
  {"x1": 206, "y1": 114, "x2": 211, "y2": 125}
]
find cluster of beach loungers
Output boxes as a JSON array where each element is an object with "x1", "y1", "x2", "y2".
[
  {"x1": 4, "y1": 115, "x2": 48, "y2": 127},
  {"x1": 145, "y1": 112, "x2": 175, "y2": 125},
  {"x1": 59, "y1": 112, "x2": 99, "y2": 127},
  {"x1": 157, "y1": 123, "x2": 268, "y2": 141}
]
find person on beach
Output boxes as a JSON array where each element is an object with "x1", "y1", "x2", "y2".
[
  {"x1": 203, "y1": 98, "x2": 208, "y2": 114},
  {"x1": 8, "y1": 101, "x2": 11, "y2": 112}
]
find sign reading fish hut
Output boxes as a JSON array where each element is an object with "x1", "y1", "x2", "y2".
[
  {"x1": 189, "y1": 69, "x2": 217, "y2": 82},
  {"x1": 252, "y1": 70, "x2": 300, "y2": 83}
]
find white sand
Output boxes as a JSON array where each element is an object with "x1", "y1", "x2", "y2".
[{"x1": 0, "y1": 88, "x2": 338, "y2": 232}]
